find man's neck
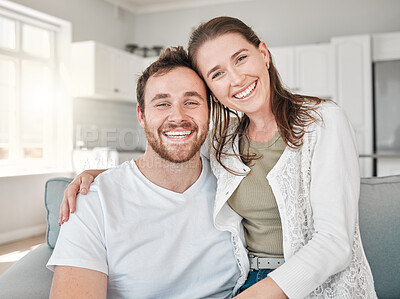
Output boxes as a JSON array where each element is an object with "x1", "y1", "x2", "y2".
[{"x1": 135, "y1": 151, "x2": 203, "y2": 194}]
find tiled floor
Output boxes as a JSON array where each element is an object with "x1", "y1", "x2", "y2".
[{"x1": 0, "y1": 234, "x2": 46, "y2": 275}]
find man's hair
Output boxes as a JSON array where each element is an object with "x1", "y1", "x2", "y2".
[{"x1": 136, "y1": 46, "x2": 211, "y2": 114}]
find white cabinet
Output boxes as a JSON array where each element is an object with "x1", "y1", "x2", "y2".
[
  {"x1": 332, "y1": 35, "x2": 373, "y2": 177},
  {"x1": 269, "y1": 47, "x2": 295, "y2": 89},
  {"x1": 269, "y1": 43, "x2": 333, "y2": 98},
  {"x1": 71, "y1": 41, "x2": 143, "y2": 102}
]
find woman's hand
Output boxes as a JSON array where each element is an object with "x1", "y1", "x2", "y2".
[
  {"x1": 58, "y1": 169, "x2": 105, "y2": 225},
  {"x1": 234, "y1": 277, "x2": 287, "y2": 299}
]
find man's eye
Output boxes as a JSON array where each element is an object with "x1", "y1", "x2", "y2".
[
  {"x1": 156, "y1": 103, "x2": 169, "y2": 108},
  {"x1": 212, "y1": 71, "x2": 222, "y2": 80},
  {"x1": 186, "y1": 101, "x2": 198, "y2": 106}
]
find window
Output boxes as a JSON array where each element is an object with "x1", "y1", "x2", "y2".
[{"x1": 0, "y1": 1, "x2": 72, "y2": 175}]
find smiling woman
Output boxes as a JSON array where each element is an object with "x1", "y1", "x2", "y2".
[{"x1": 187, "y1": 16, "x2": 377, "y2": 298}]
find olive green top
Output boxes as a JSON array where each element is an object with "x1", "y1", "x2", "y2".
[{"x1": 228, "y1": 131, "x2": 285, "y2": 257}]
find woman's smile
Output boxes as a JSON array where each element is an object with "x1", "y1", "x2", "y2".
[{"x1": 232, "y1": 80, "x2": 258, "y2": 101}]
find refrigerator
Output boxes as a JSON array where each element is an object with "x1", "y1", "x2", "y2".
[{"x1": 373, "y1": 59, "x2": 400, "y2": 176}]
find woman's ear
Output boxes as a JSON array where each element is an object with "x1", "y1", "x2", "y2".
[{"x1": 259, "y1": 41, "x2": 270, "y2": 69}]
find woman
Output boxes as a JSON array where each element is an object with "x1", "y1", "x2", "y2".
[{"x1": 60, "y1": 17, "x2": 376, "y2": 298}]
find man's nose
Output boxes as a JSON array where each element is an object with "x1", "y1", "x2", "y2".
[{"x1": 168, "y1": 104, "x2": 187, "y2": 122}]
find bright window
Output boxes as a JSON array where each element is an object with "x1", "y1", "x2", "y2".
[{"x1": 0, "y1": 1, "x2": 72, "y2": 175}]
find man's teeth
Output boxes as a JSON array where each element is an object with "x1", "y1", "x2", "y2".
[
  {"x1": 234, "y1": 81, "x2": 256, "y2": 99},
  {"x1": 164, "y1": 131, "x2": 192, "y2": 138}
]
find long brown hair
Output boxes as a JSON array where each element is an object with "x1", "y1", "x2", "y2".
[{"x1": 188, "y1": 16, "x2": 324, "y2": 175}]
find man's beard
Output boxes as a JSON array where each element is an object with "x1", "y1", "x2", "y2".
[{"x1": 144, "y1": 121, "x2": 208, "y2": 163}]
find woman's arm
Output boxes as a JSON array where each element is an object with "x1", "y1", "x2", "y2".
[
  {"x1": 268, "y1": 104, "x2": 360, "y2": 298},
  {"x1": 58, "y1": 169, "x2": 107, "y2": 225}
]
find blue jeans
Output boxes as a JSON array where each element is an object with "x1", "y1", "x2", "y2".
[{"x1": 239, "y1": 269, "x2": 273, "y2": 293}]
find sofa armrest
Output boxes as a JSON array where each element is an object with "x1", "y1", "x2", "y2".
[
  {"x1": 45, "y1": 177, "x2": 72, "y2": 248},
  {"x1": 0, "y1": 244, "x2": 53, "y2": 299}
]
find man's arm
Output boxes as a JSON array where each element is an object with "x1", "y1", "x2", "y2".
[{"x1": 50, "y1": 266, "x2": 107, "y2": 299}]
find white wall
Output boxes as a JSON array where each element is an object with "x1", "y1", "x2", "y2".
[
  {"x1": 0, "y1": 172, "x2": 73, "y2": 244},
  {"x1": 131, "y1": 0, "x2": 400, "y2": 48},
  {"x1": 10, "y1": 0, "x2": 136, "y2": 49}
]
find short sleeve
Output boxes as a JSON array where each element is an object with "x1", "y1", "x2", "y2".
[{"x1": 46, "y1": 189, "x2": 108, "y2": 275}]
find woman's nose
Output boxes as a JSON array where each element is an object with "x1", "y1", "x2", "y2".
[{"x1": 229, "y1": 68, "x2": 245, "y2": 86}]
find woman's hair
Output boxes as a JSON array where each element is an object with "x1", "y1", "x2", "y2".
[{"x1": 188, "y1": 16, "x2": 324, "y2": 175}]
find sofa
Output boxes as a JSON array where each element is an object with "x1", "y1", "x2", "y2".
[{"x1": 0, "y1": 176, "x2": 399, "y2": 298}]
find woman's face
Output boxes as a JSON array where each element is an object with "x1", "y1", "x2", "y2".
[{"x1": 195, "y1": 33, "x2": 271, "y2": 117}]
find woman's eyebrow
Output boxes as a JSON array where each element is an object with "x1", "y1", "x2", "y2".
[
  {"x1": 230, "y1": 48, "x2": 248, "y2": 61},
  {"x1": 207, "y1": 65, "x2": 221, "y2": 79},
  {"x1": 206, "y1": 48, "x2": 249, "y2": 79}
]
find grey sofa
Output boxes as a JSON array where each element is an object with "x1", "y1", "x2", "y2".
[{"x1": 0, "y1": 176, "x2": 399, "y2": 298}]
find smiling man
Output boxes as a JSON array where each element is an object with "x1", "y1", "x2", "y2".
[{"x1": 46, "y1": 47, "x2": 241, "y2": 299}]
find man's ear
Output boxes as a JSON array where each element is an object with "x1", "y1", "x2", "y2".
[
  {"x1": 258, "y1": 41, "x2": 270, "y2": 68},
  {"x1": 137, "y1": 105, "x2": 145, "y2": 128}
]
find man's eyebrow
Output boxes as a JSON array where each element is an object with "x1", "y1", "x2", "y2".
[
  {"x1": 151, "y1": 93, "x2": 170, "y2": 102},
  {"x1": 206, "y1": 48, "x2": 249, "y2": 78},
  {"x1": 184, "y1": 91, "x2": 204, "y2": 100}
]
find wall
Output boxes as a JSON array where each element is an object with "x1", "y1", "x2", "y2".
[
  {"x1": 0, "y1": 172, "x2": 73, "y2": 244},
  {"x1": 131, "y1": 0, "x2": 400, "y2": 48},
  {"x1": 74, "y1": 98, "x2": 146, "y2": 151},
  {"x1": 10, "y1": 0, "x2": 136, "y2": 50}
]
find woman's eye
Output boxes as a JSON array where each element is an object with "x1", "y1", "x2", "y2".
[
  {"x1": 237, "y1": 55, "x2": 247, "y2": 63},
  {"x1": 212, "y1": 71, "x2": 222, "y2": 80}
]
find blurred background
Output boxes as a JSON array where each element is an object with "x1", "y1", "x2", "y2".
[{"x1": 0, "y1": 0, "x2": 400, "y2": 251}]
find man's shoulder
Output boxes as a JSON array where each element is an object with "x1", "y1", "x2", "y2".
[{"x1": 95, "y1": 160, "x2": 135, "y2": 182}]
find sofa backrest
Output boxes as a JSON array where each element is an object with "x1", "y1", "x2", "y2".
[
  {"x1": 45, "y1": 177, "x2": 72, "y2": 249},
  {"x1": 359, "y1": 175, "x2": 400, "y2": 299}
]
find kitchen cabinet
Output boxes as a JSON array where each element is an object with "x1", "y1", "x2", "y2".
[
  {"x1": 269, "y1": 43, "x2": 333, "y2": 98},
  {"x1": 331, "y1": 35, "x2": 373, "y2": 177},
  {"x1": 71, "y1": 41, "x2": 143, "y2": 102}
]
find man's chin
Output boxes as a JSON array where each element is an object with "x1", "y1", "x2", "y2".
[{"x1": 156, "y1": 149, "x2": 198, "y2": 164}]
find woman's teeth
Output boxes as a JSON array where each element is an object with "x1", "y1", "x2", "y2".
[
  {"x1": 234, "y1": 81, "x2": 257, "y2": 99},
  {"x1": 164, "y1": 131, "x2": 192, "y2": 138}
]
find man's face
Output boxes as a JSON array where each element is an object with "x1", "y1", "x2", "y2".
[{"x1": 137, "y1": 67, "x2": 209, "y2": 163}]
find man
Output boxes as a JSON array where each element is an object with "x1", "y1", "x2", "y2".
[{"x1": 47, "y1": 47, "x2": 241, "y2": 298}]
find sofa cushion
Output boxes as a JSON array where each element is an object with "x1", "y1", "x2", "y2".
[
  {"x1": 45, "y1": 177, "x2": 72, "y2": 249},
  {"x1": 359, "y1": 175, "x2": 400, "y2": 299}
]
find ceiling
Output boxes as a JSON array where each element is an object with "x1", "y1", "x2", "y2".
[{"x1": 104, "y1": 0, "x2": 254, "y2": 14}]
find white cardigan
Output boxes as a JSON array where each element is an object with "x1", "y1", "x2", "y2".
[{"x1": 205, "y1": 102, "x2": 377, "y2": 298}]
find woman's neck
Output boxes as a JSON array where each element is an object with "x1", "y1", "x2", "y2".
[{"x1": 246, "y1": 108, "x2": 278, "y2": 143}]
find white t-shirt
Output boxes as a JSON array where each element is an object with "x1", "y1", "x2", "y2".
[{"x1": 47, "y1": 155, "x2": 240, "y2": 299}]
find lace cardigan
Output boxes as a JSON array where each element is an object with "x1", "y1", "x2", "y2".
[{"x1": 207, "y1": 102, "x2": 377, "y2": 298}]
